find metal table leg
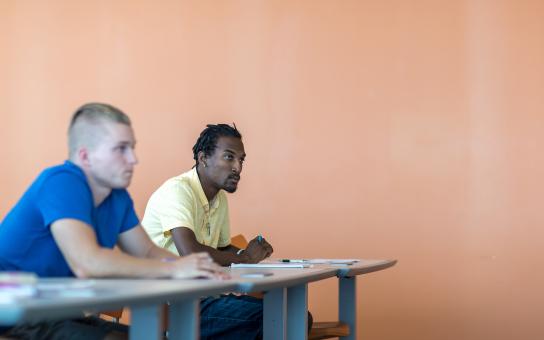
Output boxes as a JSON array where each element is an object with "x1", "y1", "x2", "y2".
[
  {"x1": 287, "y1": 283, "x2": 308, "y2": 340},
  {"x1": 264, "y1": 287, "x2": 287, "y2": 340},
  {"x1": 130, "y1": 304, "x2": 161, "y2": 340},
  {"x1": 168, "y1": 298, "x2": 200, "y2": 340},
  {"x1": 339, "y1": 276, "x2": 357, "y2": 340}
]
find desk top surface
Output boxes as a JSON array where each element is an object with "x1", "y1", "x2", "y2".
[
  {"x1": 230, "y1": 266, "x2": 338, "y2": 292},
  {"x1": 0, "y1": 278, "x2": 238, "y2": 325},
  {"x1": 0, "y1": 258, "x2": 397, "y2": 325},
  {"x1": 333, "y1": 259, "x2": 397, "y2": 277}
]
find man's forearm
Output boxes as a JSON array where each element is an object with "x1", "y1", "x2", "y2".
[
  {"x1": 218, "y1": 245, "x2": 240, "y2": 254},
  {"x1": 170, "y1": 227, "x2": 250, "y2": 265},
  {"x1": 182, "y1": 243, "x2": 248, "y2": 266},
  {"x1": 52, "y1": 220, "x2": 174, "y2": 278},
  {"x1": 73, "y1": 247, "x2": 173, "y2": 278},
  {"x1": 144, "y1": 244, "x2": 180, "y2": 260}
]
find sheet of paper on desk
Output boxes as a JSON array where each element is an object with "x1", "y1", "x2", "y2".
[
  {"x1": 0, "y1": 285, "x2": 37, "y2": 303},
  {"x1": 306, "y1": 259, "x2": 360, "y2": 265},
  {"x1": 37, "y1": 280, "x2": 95, "y2": 291},
  {"x1": 272, "y1": 259, "x2": 360, "y2": 265},
  {"x1": 230, "y1": 263, "x2": 311, "y2": 268},
  {"x1": 0, "y1": 272, "x2": 38, "y2": 303},
  {"x1": 37, "y1": 280, "x2": 97, "y2": 298}
]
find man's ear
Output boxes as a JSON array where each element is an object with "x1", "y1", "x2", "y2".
[
  {"x1": 197, "y1": 151, "x2": 207, "y2": 167},
  {"x1": 77, "y1": 148, "x2": 91, "y2": 168}
]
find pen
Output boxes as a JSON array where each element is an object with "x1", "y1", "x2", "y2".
[{"x1": 280, "y1": 259, "x2": 306, "y2": 263}]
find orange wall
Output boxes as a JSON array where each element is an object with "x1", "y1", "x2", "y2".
[{"x1": 1, "y1": 1, "x2": 544, "y2": 339}]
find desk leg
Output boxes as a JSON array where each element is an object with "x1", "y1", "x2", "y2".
[
  {"x1": 287, "y1": 283, "x2": 308, "y2": 340},
  {"x1": 339, "y1": 276, "x2": 357, "y2": 340},
  {"x1": 264, "y1": 287, "x2": 287, "y2": 340},
  {"x1": 129, "y1": 305, "x2": 161, "y2": 340},
  {"x1": 168, "y1": 298, "x2": 200, "y2": 340}
]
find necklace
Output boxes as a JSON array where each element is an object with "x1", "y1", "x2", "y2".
[{"x1": 204, "y1": 197, "x2": 216, "y2": 237}]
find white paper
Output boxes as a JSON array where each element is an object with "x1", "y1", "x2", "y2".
[{"x1": 230, "y1": 263, "x2": 311, "y2": 268}]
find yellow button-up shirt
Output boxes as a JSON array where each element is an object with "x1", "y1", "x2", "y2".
[{"x1": 142, "y1": 168, "x2": 231, "y2": 254}]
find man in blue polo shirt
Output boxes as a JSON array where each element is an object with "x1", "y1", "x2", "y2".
[{"x1": 0, "y1": 103, "x2": 224, "y2": 339}]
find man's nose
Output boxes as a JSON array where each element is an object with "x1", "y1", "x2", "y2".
[
  {"x1": 127, "y1": 148, "x2": 138, "y2": 165},
  {"x1": 232, "y1": 160, "x2": 242, "y2": 173}
]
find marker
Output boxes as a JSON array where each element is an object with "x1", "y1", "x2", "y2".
[
  {"x1": 257, "y1": 234, "x2": 263, "y2": 243},
  {"x1": 280, "y1": 259, "x2": 306, "y2": 263}
]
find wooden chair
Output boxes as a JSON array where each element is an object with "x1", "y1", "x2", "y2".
[
  {"x1": 101, "y1": 234, "x2": 350, "y2": 339},
  {"x1": 101, "y1": 309, "x2": 124, "y2": 323},
  {"x1": 230, "y1": 234, "x2": 350, "y2": 340}
]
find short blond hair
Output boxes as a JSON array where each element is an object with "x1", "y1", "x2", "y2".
[{"x1": 68, "y1": 103, "x2": 131, "y2": 159}]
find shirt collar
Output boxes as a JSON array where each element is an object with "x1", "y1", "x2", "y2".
[{"x1": 188, "y1": 167, "x2": 219, "y2": 210}]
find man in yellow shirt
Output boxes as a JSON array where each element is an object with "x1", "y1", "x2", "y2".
[
  {"x1": 142, "y1": 123, "x2": 273, "y2": 264},
  {"x1": 142, "y1": 123, "x2": 274, "y2": 339}
]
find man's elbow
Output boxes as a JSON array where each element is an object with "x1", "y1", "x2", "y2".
[
  {"x1": 177, "y1": 243, "x2": 206, "y2": 257},
  {"x1": 72, "y1": 265, "x2": 92, "y2": 278},
  {"x1": 66, "y1": 250, "x2": 108, "y2": 278},
  {"x1": 66, "y1": 257, "x2": 95, "y2": 278}
]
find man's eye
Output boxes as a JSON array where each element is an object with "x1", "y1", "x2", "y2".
[{"x1": 224, "y1": 154, "x2": 234, "y2": 160}]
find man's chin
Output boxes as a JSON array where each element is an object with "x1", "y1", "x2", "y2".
[
  {"x1": 224, "y1": 185, "x2": 238, "y2": 193},
  {"x1": 112, "y1": 179, "x2": 131, "y2": 189}
]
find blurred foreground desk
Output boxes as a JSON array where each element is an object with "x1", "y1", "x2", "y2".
[{"x1": 0, "y1": 278, "x2": 237, "y2": 340}]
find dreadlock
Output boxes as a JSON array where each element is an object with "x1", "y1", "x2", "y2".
[{"x1": 192, "y1": 123, "x2": 242, "y2": 165}]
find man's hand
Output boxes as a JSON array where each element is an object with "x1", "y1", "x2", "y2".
[
  {"x1": 244, "y1": 236, "x2": 273, "y2": 263},
  {"x1": 168, "y1": 252, "x2": 229, "y2": 280}
]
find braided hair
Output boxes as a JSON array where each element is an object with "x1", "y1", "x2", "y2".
[{"x1": 192, "y1": 123, "x2": 242, "y2": 165}]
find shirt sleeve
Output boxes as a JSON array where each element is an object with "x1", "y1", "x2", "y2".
[
  {"x1": 154, "y1": 180, "x2": 196, "y2": 233},
  {"x1": 37, "y1": 172, "x2": 93, "y2": 228},
  {"x1": 119, "y1": 191, "x2": 140, "y2": 233}
]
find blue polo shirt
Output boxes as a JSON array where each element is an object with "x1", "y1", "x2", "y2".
[{"x1": 0, "y1": 161, "x2": 139, "y2": 277}]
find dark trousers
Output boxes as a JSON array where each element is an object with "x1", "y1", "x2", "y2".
[
  {"x1": 2, "y1": 315, "x2": 127, "y2": 340},
  {"x1": 200, "y1": 294, "x2": 313, "y2": 340}
]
